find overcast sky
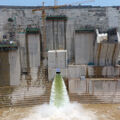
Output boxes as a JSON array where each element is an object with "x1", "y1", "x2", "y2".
[{"x1": 0, "y1": 0, "x2": 119, "y2": 6}]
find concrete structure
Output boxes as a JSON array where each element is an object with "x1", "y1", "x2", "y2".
[
  {"x1": 69, "y1": 78, "x2": 120, "y2": 103},
  {"x1": 48, "y1": 50, "x2": 67, "y2": 81},
  {"x1": 0, "y1": 6, "x2": 120, "y2": 104},
  {"x1": 48, "y1": 50, "x2": 67, "y2": 69},
  {"x1": 46, "y1": 17, "x2": 67, "y2": 50},
  {"x1": 74, "y1": 29, "x2": 95, "y2": 65},
  {"x1": 0, "y1": 50, "x2": 21, "y2": 87}
]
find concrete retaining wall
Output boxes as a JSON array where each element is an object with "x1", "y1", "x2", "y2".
[
  {"x1": 68, "y1": 65, "x2": 87, "y2": 79},
  {"x1": 69, "y1": 79, "x2": 87, "y2": 94},
  {"x1": 48, "y1": 65, "x2": 120, "y2": 81},
  {"x1": 68, "y1": 65, "x2": 120, "y2": 78},
  {"x1": 48, "y1": 68, "x2": 68, "y2": 81},
  {"x1": 69, "y1": 78, "x2": 120, "y2": 102}
]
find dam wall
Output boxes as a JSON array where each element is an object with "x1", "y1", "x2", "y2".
[
  {"x1": 0, "y1": 6, "x2": 119, "y2": 65},
  {"x1": 0, "y1": 5, "x2": 120, "y2": 104}
]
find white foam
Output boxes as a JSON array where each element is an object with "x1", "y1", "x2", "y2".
[
  {"x1": 21, "y1": 102, "x2": 97, "y2": 120},
  {"x1": 21, "y1": 75, "x2": 97, "y2": 120},
  {"x1": 50, "y1": 77, "x2": 69, "y2": 106}
]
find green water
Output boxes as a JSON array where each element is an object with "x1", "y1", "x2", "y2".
[
  {"x1": 54, "y1": 74, "x2": 64, "y2": 107},
  {"x1": 50, "y1": 73, "x2": 69, "y2": 107}
]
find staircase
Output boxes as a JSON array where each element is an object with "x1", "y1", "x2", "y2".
[
  {"x1": 69, "y1": 93, "x2": 104, "y2": 104},
  {"x1": 0, "y1": 82, "x2": 52, "y2": 108},
  {"x1": 0, "y1": 86, "x2": 15, "y2": 107},
  {"x1": 69, "y1": 93, "x2": 120, "y2": 104},
  {"x1": 14, "y1": 82, "x2": 52, "y2": 106},
  {"x1": 1, "y1": 78, "x2": 120, "y2": 107}
]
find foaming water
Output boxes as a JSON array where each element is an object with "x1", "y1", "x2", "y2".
[
  {"x1": 50, "y1": 74, "x2": 69, "y2": 107},
  {"x1": 21, "y1": 102, "x2": 97, "y2": 120},
  {"x1": 21, "y1": 74, "x2": 97, "y2": 120}
]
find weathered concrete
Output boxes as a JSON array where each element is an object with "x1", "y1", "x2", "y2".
[
  {"x1": 0, "y1": 6, "x2": 111, "y2": 64},
  {"x1": 18, "y1": 33, "x2": 27, "y2": 73},
  {"x1": 0, "y1": 52, "x2": 10, "y2": 86},
  {"x1": 69, "y1": 78, "x2": 87, "y2": 94},
  {"x1": 0, "y1": 50, "x2": 21, "y2": 86},
  {"x1": 48, "y1": 68, "x2": 68, "y2": 81},
  {"x1": 48, "y1": 50, "x2": 67, "y2": 69},
  {"x1": 46, "y1": 20, "x2": 66, "y2": 50},
  {"x1": 75, "y1": 32, "x2": 95, "y2": 65},
  {"x1": 0, "y1": 5, "x2": 120, "y2": 86},
  {"x1": 68, "y1": 65, "x2": 87, "y2": 79},
  {"x1": 27, "y1": 34, "x2": 40, "y2": 68},
  {"x1": 9, "y1": 50, "x2": 21, "y2": 86},
  {"x1": 69, "y1": 78, "x2": 120, "y2": 103}
]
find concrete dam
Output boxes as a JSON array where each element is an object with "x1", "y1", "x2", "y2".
[{"x1": 0, "y1": 5, "x2": 120, "y2": 107}]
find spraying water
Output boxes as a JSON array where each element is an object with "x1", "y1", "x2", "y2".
[
  {"x1": 50, "y1": 73, "x2": 69, "y2": 107},
  {"x1": 21, "y1": 103, "x2": 97, "y2": 120},
  {"x1": 21, "y1": 70, "x2": 97, "y2": 120}
]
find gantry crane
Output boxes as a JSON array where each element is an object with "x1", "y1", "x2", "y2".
[{"x1": 32, "y1": 0, "x2": 95, "y2": 59}]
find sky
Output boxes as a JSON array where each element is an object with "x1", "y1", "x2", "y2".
[{"x1": 0, "y1": 0, "x2": 119, "y2": 6}]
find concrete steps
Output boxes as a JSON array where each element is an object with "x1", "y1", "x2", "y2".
[
  {"x1": 1, "y1": 82, "x2": 120, "y2": 107},
  {"x1": 0, "y1": 94, "x2": 50, "y2": 107},
  {"x1": 69, "y1": 93, "x2": 120, "y2": 103},
  {"x1": 0, "y1": 82, "x2": 52, "y2": 107}
]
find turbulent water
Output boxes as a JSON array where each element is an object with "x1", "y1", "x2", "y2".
[
  {"x1": 21, "y1": 103, "x2": 97, "y2": 120},
  {"x1": 50, "y1": 74, "x2": 69, "y2": 107},
  {"x1": 21, "y1": 73, "x2": 97, "y2": 120}
]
